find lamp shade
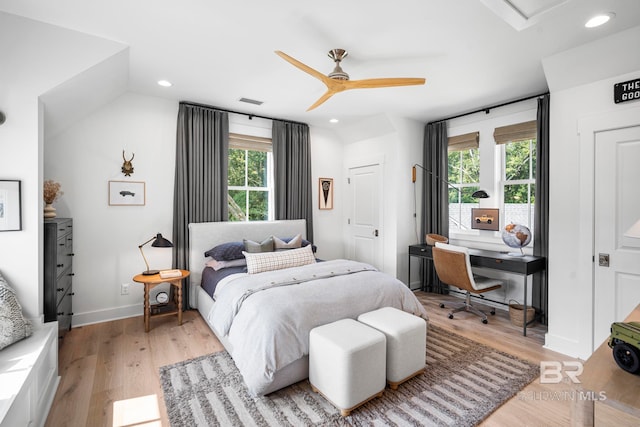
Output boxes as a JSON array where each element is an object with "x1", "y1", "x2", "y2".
[
  {"x1": 151, "y1": 233, "x2": 173, "y2": 247},
  {"x1": 471, "y1": 190, "x2": 489, "y2": 199}
]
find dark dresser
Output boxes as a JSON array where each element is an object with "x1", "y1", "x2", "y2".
[{"x1": 44, "y1": 218, "x2": 74, "y2": 340}]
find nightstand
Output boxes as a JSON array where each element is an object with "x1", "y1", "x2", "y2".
[{"x1": 132, "y1": 270, "x2": 190, "y2": 332}]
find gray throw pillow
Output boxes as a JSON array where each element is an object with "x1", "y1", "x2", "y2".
[
  {"x1": 0, "y1": 271, "x2": 33, "y2": 350},
  {"x1": 243, "y1": 237, "x2": 274, "y2": 253}
]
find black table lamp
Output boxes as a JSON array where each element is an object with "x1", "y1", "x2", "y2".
[{"x1": 139, "y1": 233, "x2": 173, "y2": 275}]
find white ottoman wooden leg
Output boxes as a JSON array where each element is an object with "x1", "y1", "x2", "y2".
[
  {"x1": 309, "y1": 318, "x2": 386, "y2": 416},
  {"x1": 358, "y1": 307, "x2": 427, "y2": 389}
]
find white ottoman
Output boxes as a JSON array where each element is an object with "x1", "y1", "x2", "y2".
[
  {"x1": 358, "y1": 307, "x2": 427, "y2": 389},
  {"x1": 309, "y1": 318, "x2": 386, "y2": 416}
]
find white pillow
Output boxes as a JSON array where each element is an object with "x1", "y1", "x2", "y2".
[
  {"x1": 243, "y1": 244, "x2": 316, "y2": 274},
  {"x1": 205, "y1": 258, "x2": 247, "y2": 271},
  {"x1": 273, "y1": 234, "x2": 302, "y2": 251}
]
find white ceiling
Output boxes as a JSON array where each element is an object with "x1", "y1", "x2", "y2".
[{"x1": 2, "y1": 0, "x2": 640, "y2": 130}]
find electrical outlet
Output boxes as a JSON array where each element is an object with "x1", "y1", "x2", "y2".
[{"x1": 121, "y1": 283, "x2": 129, "y2": 295}]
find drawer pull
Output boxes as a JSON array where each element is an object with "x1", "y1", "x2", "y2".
[
  {"x1": 495, "y1": 259, "x2": 503, "y2": 264},
  {"x1": 59, "y1": 243, "x2": 65, "y2": 246},
  {"x1": 57, "y1": 263, "x2": 64, "y2": 268},
  {"x1": 69, "y1": 292, "x2": 75, "y2": 296},
  {"x1": 57, "y1": 287, "x2": 64, "y2": 292},
  {"x1": 68, "y1": 273, "x2": 75, "y2": 276},
  {"x1": 57, "y1": 312, "x2": 64, "y2": 316},
  {"x1": 420, "y1": 248, "x2": 426, "y2": 252}
]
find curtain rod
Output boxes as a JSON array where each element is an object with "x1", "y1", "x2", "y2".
[
  {"x1": 427, "y1": 92, "x2": 549, "y2": 125},
  {"x1": 179, "y1": 101, "x2": 308, "y2": 127}
]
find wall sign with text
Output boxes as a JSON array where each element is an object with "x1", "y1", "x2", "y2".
[{"x1": 614, "y1": 78, "x2": 640, "y2": 104}]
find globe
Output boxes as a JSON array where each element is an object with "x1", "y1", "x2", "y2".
[{"x1": 501, "y1": 223, "x2": 532, "y2": 256}]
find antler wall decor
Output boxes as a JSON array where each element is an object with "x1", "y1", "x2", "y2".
[{"x1": 122, "y1": 150, "x2": 135, "y2": 176}]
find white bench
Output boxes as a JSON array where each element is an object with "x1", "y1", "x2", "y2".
[
  {"x1": 0, "y1": 322, "x2": 59, "y2": 427},
  {"x1": 358, "y1": 307, "x2": 427, "y2": 389},
  {"x1": 309, "y1": 318, "x2": 386, "y2": 416}
]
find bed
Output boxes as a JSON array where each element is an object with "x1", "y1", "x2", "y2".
[{"x1": 188, "y1": 219, "x2": 428, "y2": 396}]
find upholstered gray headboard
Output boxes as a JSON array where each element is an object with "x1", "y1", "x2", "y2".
[{"x1": 188, "y1": 220, "x2": 307, "y2": 308}]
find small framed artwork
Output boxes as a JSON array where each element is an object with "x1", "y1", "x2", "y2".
[
  {"x1": 109, "y1": 180, "x2": 145, "y2": 206},
  {"x1": 0, "y1": 180, "x2": 22, "y2": 231},
  {"x1": 319, "y1": 178, "x2": 334, "y2": 210},
  {"x1": 471, "y1": 208, "x2": 499, "y2": 231}
]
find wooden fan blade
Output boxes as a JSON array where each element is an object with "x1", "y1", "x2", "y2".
[
  {"x1": 275, "y1": 51, "x2": 330, "y2": 84},
  {"x1": 306, "y1": 90, "x2": 337, "y2": 111},
  {"x1": 344, "y1": 77, "x2": 426, "y2": 89}
]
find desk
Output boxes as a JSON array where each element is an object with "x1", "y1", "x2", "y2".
[
  {"x1": 132, "y1": 270, "x2": 189, "y2": 332},
  {"x1": 409, "y1": 244, "x2": 546, "y2": 336}
]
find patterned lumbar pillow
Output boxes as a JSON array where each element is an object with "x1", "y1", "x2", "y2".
[
  {"x1": 243, "y1": 244, "x2": 316, "y2": 274},
  {"x1": 0, "y1": 271, "x2": 33, "y2": 350}
]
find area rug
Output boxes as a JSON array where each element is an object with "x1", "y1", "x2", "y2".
[{"x1": 159, "y1": 325, "x2": 538, "y2": 426}]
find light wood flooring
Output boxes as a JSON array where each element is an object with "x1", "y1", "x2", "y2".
[{"x1": 45, "y1": 292, "x2": 579, "y2": 427}]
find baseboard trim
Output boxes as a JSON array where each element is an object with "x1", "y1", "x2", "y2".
[
  {"x1": 72, "y1": 304, "x2": 142, "y2": 328},
  {"x1": 543, "y1": 332, "x2": 586, "y2": 360}
]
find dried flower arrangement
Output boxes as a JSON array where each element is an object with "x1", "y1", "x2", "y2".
[{"x1": 43, "y1": 180, "x2": 63, "y2": 204}]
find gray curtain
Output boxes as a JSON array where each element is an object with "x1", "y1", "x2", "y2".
[
  {"x1": 173, "y1": 103, "x2": 229, "y2": 309},
  {"x1": 533, "y1": 94, "x2": 550, "y2": 324},
  {"x1": 421, "y1": 121, "x2": 449, "y2": 293},
  {"x1": 272, "y1": 120, "x2": 314, "y2": 242}
]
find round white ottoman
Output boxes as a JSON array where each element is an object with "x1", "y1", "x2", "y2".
[
  {"x1": 309, "y1": 318, "x2": 386, "y2": 416},
  {"x1": 357, "y1": 307, "x2": 427, "y2": 389}
]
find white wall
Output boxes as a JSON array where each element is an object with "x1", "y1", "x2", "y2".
[
  {"x1": 309, "y1": 126, "x2": 345, "y2": 260},
  {"x1": 44, "y1": 95, "x2": 347, "y2": 326},
  {"x1": 545, "y1": 73, "x2": 640, "y2": 359},
  {"x1": 542, "y1": 26, "x2": 640, "y2": 359},
  {"x1": 45, "y1": 93, "x2": 178, "y2": 325},
  {"x1": 341, "y1": 114, "x2": 424, "y2": 279},
  {"x1": 0, "y1": 12, "x2": 125, "y2": 321}
]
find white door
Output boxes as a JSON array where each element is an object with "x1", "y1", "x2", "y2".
[
  {"x1": 347, "y1": 164, "x2": 382, "y2": 269},
  {"x1": 593, "y1": 125, "x2": 640, "y2": 347}
]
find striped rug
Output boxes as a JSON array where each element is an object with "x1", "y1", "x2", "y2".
[{"x1": 159, "y1": 325, "x2": 538, "y2": 426}]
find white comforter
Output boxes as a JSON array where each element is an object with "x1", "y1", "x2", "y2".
[{"x1": 207, "y1": 259, "x2": 428, "y2": 396}]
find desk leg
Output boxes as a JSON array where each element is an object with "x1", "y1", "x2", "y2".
[
  {"x1": 523, "y1": 274, "x2": 528, "y2": 337},
  {"x1": 144, "y1": 283, "x2": 150, "y2": 333},
  {"x1": 408, "y1": 256, "x2": 411, "y2": 289},
  {"x1": 177, "y1": 282, "x2": 183, "y2": 326}
]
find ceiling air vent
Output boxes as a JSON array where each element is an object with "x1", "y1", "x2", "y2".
[{"x1": 239, "y1": 97, "x2": 264, "y2": 106}]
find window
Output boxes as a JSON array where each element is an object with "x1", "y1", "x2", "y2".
[
  {"x1": 447, "y1": 132, "x2": 481, "y2": 231},
  {"x1": 495, "y1": 120, "x2": 537, "y2": 233},
  {"x1": 227, "y1": 133, "x2": 274, "y2": 221}
]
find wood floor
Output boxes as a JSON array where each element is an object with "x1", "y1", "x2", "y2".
[{"x1": 45, "y1": 292, "x2": 579, "y2": 427}]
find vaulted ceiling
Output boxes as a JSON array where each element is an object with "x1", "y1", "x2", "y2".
[{"x1": 2, "y1": 0, "x2": 639, "y2": 130}]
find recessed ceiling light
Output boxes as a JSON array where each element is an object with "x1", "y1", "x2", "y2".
[
  {"x1": 157, "y1": 80, "x2": 172, "y2": 87},
  {"x1": 585, "y1": 12, "x2": 615, "y2": 28},
  {"x1": 329, "y1": 118, "x2": 339, "y2": 123}
]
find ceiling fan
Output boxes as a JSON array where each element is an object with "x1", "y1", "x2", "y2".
[{"x1": 275, "y1": 49, "x2": 426, "y2": 111}]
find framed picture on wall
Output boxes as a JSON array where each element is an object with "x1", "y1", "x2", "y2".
[
  {"x1": 0, "y1": 180, "x2": 22, "y2": 231},
  {"x1": 319, "y1": 178, "x2": 333, "y2": 210},
  {"x1": 109, "y1": 180, "x2": 146, "y2": 206},
  {"x1": 471, "y1": 208, "x2": 499, "y2": 231}
]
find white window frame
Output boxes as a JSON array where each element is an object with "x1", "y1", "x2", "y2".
[
  {"x1": 448, "y1": 148, "x2": 481, "y2": 232},
  {"x1": 228, "y1": 133, "x2": 274, "y2": 221},
  {"x1": 500, "y1": 137, "x2": 536, "y2": 233}
]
